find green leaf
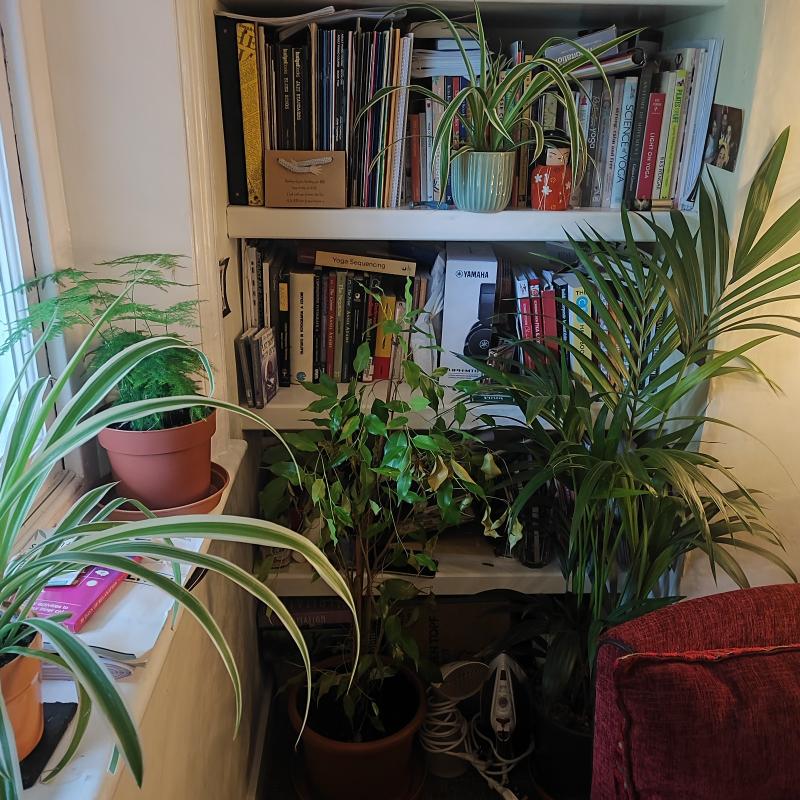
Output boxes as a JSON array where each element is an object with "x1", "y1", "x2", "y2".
[
  {"x1": 311, "y1": 478, "x2": 325, "y2": 504},
  {"x1": 353, "y1": 341, "x2": 372, "y2": 375},
  {"x1": 364, "y1": 414, "x2": 387, "y2": 436},
  {"x1": 412, "y1": 434, "x2": 438, "y2": 451},
  {"x1": 341, "y1": 416, "x2": 360, "y2": 440},
  {"x1": 284, "y1": 432, "x2": 321, "y2": 453},
  {"x1": 409, "y1": 395, "x2": 430, "y2": 412}
]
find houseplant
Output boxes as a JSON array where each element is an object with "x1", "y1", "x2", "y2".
[
  {"x1": 260, "y1": 313, "x2": 498, "y2": 800},
  {"x1": 462, "y1": 129, "x2": 800, "y2": 796},
  {"x1": 4, "y1": 254, "x2": 217, "y2": 510},
  {"x1": 0, "y1": 295, "x2": 356, "y2": 798},
  {"x1": 359, "y1": 3, "x2": 632, "y2": 212}
]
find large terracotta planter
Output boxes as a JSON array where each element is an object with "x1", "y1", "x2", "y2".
[
  {"x1": 1, "y1": 633, "x2": 44, "y2": 760},
  {"x1": 288, "y1": 666, "x2": 426, "y2": 800},
  {"x1": 98, "y1": 411, "x2": 216, "y2": 509}
]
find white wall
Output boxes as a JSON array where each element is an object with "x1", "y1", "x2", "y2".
[
  {"x1": 679, "y1": 0, "x2": 800, "y2": 593},
  {"x1": 41, "y1": 0, "x2": 194, "y2": 267}
]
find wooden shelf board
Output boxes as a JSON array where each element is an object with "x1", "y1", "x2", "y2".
[
  {"x1": 238, "y1": 380, "x2": 527, "y2": 431},
  {"x1": 227, "y1": 206, "x2": 692, "y2": 242},
  {"x1": 222, "y1": 1, "x2": 725, "y2": 28},
  {"x1": 266, "y1": 533, "x2": 565, "y2": 597}
]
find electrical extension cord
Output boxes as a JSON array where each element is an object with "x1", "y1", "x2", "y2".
[{"x1": 419, "y1": 689, "x2": 534, "y2": 800}]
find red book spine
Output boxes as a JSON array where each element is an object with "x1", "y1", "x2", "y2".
[
  {"x1": 325, "y1": 272, "x2": 337, "y2": 375},
  {"x1": 410, "y1": 114, "x2": 421, "y2": 204},
  {"x1": 540, "y1": 287, "x2": 558, "y2": 351},
  {"x1": 636, "y1": 93, "x2": 666, "y2": 201},
  {"x1": 529, "y1": 278, "x2": 543, "y2": 343}
]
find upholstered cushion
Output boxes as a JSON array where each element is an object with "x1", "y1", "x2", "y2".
[{"x1": 613, "y1": 645, "x2": 800, "y2": 800}]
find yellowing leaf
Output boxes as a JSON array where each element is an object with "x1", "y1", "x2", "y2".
[
  {"x1": 450, "y1": 459, "x2": 474, "y2": 485},
  {"x1": 428, "y1": 456, "x2": 449, "y2": 491},
  {"x1": 481, "y1": 452, "x2": 502, "y2": 479}
]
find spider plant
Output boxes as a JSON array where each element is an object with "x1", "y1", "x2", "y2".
[
  {"x1": 461, "y1": 128, "x2": 800, "y2": 713},
  {"x1": 0, "y1": 294, "x2": 356, "y2": 798},
  {"x1": 358, "y1": 2, "x2": 634, "y2": 196}
]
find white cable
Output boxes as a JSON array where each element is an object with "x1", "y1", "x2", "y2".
[{"x1": 420, "y1": 690, "x2": 534, "y2": 800}]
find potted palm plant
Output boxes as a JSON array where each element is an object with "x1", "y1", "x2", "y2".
[
  {"x1": 4, "y1": 254, "x2": 218, "y2": 511},
  {"x1": 261, "y1": 317, "x2": 496, "y2": 800},
  {"x1": 359, "y1": 3, "x2": 632, "y2": 212},
  {"x1": 0, "y1": 295, "x2": 355, "y2": 797},
  {"x1": 462, "y1": 129, "x2": 800, "y2": 797}
]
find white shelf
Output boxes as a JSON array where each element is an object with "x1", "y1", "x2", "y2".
[
  {"x1": 240, "y1": 380, "x2": 527, "y2": 430},
  {"x1": 267, "y1": 533, "x2": 565, "y2": 597},
  {"x1": 227, "y1": 206, "x2": 690, "y2": 242},
  {"x1": 224, "y1": 1, "x2": 725, "y2": 28}
]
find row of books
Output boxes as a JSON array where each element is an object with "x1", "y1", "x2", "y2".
[
  {"x1": 236, "y1": 242, "x2": 431, "y2": 408},
  {"x1": 216, "y1": 10, "x2": 720, "y2": 212},
  {"x1": 215, "y1": 11, "x2": 413, "y2": 208},
  {"x1": 572, "y1": 39, "x2": 722, "y2": 211}
]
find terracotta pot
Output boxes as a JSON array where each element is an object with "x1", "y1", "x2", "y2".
[
  {"x1": 0, "y1": 633, "x2": 44, "y2": 760},
  {"x1": 288, "y1": 665, "x2": 426, "y2": 800},
  {"x1": 98, "y1": 411, "x2": 216, "y2": 509}
]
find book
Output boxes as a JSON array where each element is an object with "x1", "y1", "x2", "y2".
[
  {"x1": 601, "y1": 79, "x2": 625, "y2": 208},
  {"x1": 325, "y1": 271, "x2": 337, "y2": 376},
  {"x1": 529, "y1": 275, "x2": 544, "y2": 344},
  {"x1": 235, "y1": 331, "x2": 255, "y2": 407},
  {"x1": 591, "y1": 80, "x2": 614, "y2": 207},
  {"x1": 33, "y1": 563, "x2": 135, "y2": 633},
  {"x1": 581, "y1": 79, "x2": 604, "y2": 207},
  {"x1": 256, "y1": 327, "x2": 279, "y2": 403},
  {"x1": 341, "y1": 273, "x2": 355, "y2": 381},
  {"x1": 215, "y1": 16, "x2": 248, "y2": 205},
  {"x1": 312, "y1": 270, "x2": 322, "y2": 383},
  {"x1": 634, "y1": 92, "x2": 667, "y2": 209},
  {"x1": 540, "y1": 278, "x2": 559, "y2": 352},
  {"x1": 249, "y1": 328, "x2": 264, "y2": 407},
  {"x1": 314, "y1": 250, "x2": 416, "y2": 277},
  {"x1": 624, "y1": 62, "x2": 658, "y2": 208},
  {"x1": 561, "y1": 273, "x2": 592, "y2": 381},
  {"x1": 333, "y1": 271, "x2": 347, "y2": 382},
  {"x1": 652, "y1": 72, "x2": 677, "y2": 199},
  {"x1": 277, "y1": 274, "x2": 291, "y2": 387},
  {"x1": 373, "y1": 294, "x2": 396, "y2": 380},
  {"x1": 660, "y1": 69, "x2": 687, "y2": 200},
  {"x1": 289, "y1": 271, "x2": 314, "y2": 384},
  {"x1": 237, "y1": 22, "x2": 264, "y2": 206},
  {"x1": 609, "y1": 76, "x2": 638, "y2": 209},
  {"x1": 545, "y1": 25, "x2": 618, "y2": 66},
  {"x1": 513, "y1": 266, "x2": 534, "y2": 368},
  {"x1": 409, "y1": 113, "x2": 422, "y2": 203}
]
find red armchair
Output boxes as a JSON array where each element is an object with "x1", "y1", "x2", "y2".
[{"x1": 592, "y1": 584, "x2": 800, "y2": 799}]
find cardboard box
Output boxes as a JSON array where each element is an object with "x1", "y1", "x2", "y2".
[
  {"x1": 265, "y1": 150, "x2": 346, "y2": 208},
  {"x1": 440, "y1": 243, "x2": 497, "y2": 384}
]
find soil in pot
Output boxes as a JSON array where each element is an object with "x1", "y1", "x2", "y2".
[
  {"x1": 98, "y1": 410, "x2": 216, "y2": 509},
  {"x1": 0, "y1": 632, "x2": 44, "y2": 761},
  {"x1": 532, "y1": 703, "x2": 592, "y2": 800},
  {"x1": 288, "y1": 666, "x2": 426, "y2": 800}
]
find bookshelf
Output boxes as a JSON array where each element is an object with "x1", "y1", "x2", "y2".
[
  {"x1": 226, "y1": 206, "x2": 690, "y2": 242},
  {"x1": 225, "y1": 1, "x2": 727, "y2": 28},
  {"x1": 267, "y1": 532, "x2": 566, "y2": 596},
  {"x1": 240, "y1": 380, "x2": 528, "y2": 430}
]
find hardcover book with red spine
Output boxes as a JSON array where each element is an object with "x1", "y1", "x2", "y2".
[
  {"x1": 513, "y1": 268, "x2": 534, "y2": 369},
  {"x1": 635, "y1": 92, "x2": 666, "y2": 208},
  {"x1": 540, "y1": 284, "x2": 559, "y2": 351}
]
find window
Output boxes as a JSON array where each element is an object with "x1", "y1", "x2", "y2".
[{"x1": 0, "y1": 32, "x2": 40, "y2": 453}]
